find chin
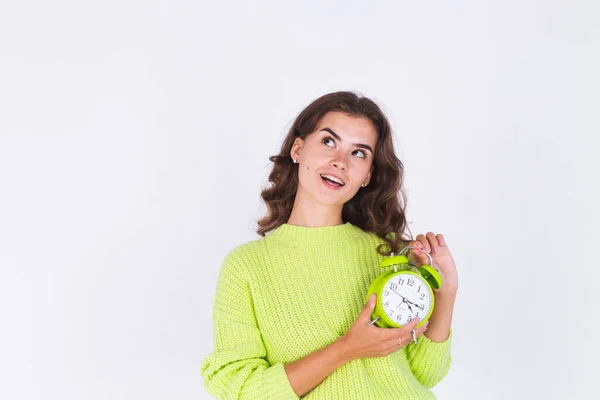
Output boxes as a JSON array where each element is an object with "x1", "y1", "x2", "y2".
[
  {"x1": 313, "y1": 189, "x2": 354, "y2": 207},
  {"x1": 299, "y1": 179, "x2": 355, "y2": 206}
]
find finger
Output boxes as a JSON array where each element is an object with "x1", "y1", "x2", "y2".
[
  {"x1": 401, "y1": 321, "x2": 430, "y2": 347},
  {"x1": 361, "y1": 294, "x2": 377, "y2": 324},
  {"x1": 388, "y1": 321, "x2": 429, "y2": 350},
  {"x1": 415, "y1": 234, "x2": 428, "y2": 252},
  {"x1": 426, "y1": 232, "x2": 438, "y2": 255},
  {"x1": 407, "y1": 241, "x2": 419, "y2": 259},
  {"x1": 415, "y1": 321, "x2": 429, "y2": 337},
  {"x1": 387, "y1": 317, "x2": 421, "y2": 338},
  {"x1": 385, "y1": 334, "x2": 407, "y2": 351},
  {"x1": 409, "y1": 239, "x2": 428, "y2": 264},
  {"x1": 384, "y1": 326, "x2": 414, "y2": 348},
  {"x1": 409, "y1": 240, "x2": 424, "y2": 252},
  {"x1": 436, "y1": 233, "x2": 446, "y2": 247},
  {"x1": 403, "y1": 316, "x2": 422, "y2": 332},
  {"x1": 407, "y1": 318, "x2": 429, "y2": 337}
]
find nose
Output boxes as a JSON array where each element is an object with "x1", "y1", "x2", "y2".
[{"x1": 330, "y1": 154, "x2": 348, "y2": 171}]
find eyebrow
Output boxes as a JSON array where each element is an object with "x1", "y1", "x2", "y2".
[{"x1": 320, "y1": 128, "x2": 374, "y2": 153}]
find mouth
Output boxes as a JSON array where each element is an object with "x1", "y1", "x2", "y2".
[{"x1": 320, "y1": 174, "x2": 345, "y2": 187}]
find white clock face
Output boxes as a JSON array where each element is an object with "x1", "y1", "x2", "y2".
[{"x1": 380, "y1": 273, "x2": 432, "y2": 326}]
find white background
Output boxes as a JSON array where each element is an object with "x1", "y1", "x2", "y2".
[{"x1": 1, "y1": 1, "x2": 598, "y2": 399}]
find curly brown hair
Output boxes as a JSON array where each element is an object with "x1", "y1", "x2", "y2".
[{"x1": 257, "y1": 91, "x2": 413, "y2": 256}]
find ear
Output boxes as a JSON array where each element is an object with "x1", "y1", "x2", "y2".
[
  {"x1": 364, "y1": 166, "x2": 374, "y2": 185},
  {"x1": 290, "y1": 137, "x2": 304, "y2": 162}
]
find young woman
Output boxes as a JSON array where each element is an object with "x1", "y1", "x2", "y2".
[{"x1": 201, "y1": 91, "x2": 458, "y2": 399}]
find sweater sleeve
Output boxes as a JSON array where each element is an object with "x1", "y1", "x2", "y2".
[
  {"x1": 405, "y1": 328, "x2": 453, "y2": 388},
  {"x1": 201, "y1": 250, "x2": 299, "y2": 400}
]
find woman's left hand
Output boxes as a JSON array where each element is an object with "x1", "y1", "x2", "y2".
[{"x1": 408, "y1": 232, "x2": 458, "y2": 296}]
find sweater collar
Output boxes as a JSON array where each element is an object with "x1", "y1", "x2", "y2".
[{"x1": 267, "y1": 222, "x2": 365, "y2": 246}]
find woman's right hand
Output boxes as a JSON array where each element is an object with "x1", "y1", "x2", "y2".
[{"x1": 338, "y1": 294, "x2": 429, "y2": 361}]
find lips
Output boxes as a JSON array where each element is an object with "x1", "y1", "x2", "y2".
[
  {"x1": 319, "y1": 173, "x2": 345, "y2": 186},
  {"x1": 320, "y1": 173, "x2": 346, "y2": 191}
]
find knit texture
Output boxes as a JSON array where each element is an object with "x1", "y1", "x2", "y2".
[{"x1": 201, "y1": 222, "x2": 452, "y2": 399}]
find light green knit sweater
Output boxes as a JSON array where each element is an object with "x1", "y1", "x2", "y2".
[{"x1": 201, "y1": 222, "x2": 452, "y2": 399}]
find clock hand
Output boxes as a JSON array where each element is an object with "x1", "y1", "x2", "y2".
[
  {"x1": 389, "y1": 289, "x2": 416, "y2": 313},
  {"x1": 389, "y1": 288, "x2": 406, "y2": 301},
  {"x1": 401, "y1": 295, "x2": 421, "y2": 308},
  {"x1": 404, "y1": 298, "x2": 420, "y2": 307},
  {"x1": 390, "y1": 288, "x2": 419, "y2": 306}
]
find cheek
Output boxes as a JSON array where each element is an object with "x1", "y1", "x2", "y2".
[
  {"x1": 301, "y1": 152, "x2": 326, "y2": 173},
  {"x1": 351, "y1": 161, "x2": 371, "y2": 180},
  {"x1": 297, "y1": 157, "x2": 324, "y2": 187},
  {"x1": 297, "y1": 164, "x2": 314, "y2": 187}
]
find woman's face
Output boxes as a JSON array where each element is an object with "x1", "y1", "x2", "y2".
[{"x1": 290, "y1": 111, "x2": 377, "y2": 207}]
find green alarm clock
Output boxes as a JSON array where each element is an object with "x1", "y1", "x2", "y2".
[{"x1": 366, "y1": 246, "x2": 443, "y2": 329}]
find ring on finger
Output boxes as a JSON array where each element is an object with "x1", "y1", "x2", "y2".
[{"x1": 411, "y1": 329, "x2": 418, "y2": 344}]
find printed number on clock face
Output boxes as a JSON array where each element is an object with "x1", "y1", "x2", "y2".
[{"x1": 380, "y1": 274, "x2": 432, "y2": 326}]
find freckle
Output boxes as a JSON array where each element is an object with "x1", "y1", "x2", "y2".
[{"x1": 306, "y1": 166, "x2": 309, "y2": 170}]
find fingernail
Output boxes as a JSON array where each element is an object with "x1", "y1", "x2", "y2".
[{"x1": 369, "y1": 294, "x2": 375, "y2": 303}]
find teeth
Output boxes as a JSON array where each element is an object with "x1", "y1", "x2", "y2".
[{"x1": 321, "y1": 174, "x2": 344, "y2": 186}]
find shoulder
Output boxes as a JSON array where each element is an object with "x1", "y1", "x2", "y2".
[
  {"x1": 358, "y1": 229, "x2": 407, "y2": 256},
  {"x1": 358, "y1": 228, "x2": 390, "y2": 246},
  {"x1": 218, "y1": 236, "x2": 269, "y2": 277}
]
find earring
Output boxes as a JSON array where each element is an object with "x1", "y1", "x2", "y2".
[
  {"x1": 293, "y1": 159, "x2": 297, "y2": 164},
  {"x1": 362, "y1": 182, "x2": 368, "y2": 187}
]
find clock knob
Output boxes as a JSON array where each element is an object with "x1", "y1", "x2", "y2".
[
  {"x1": 379, "y1": 254, "x2": 409, "y2": 268},
  {"x1": 419, "y1": 265, "x2": 443, "y2": 289},
  {"x1": 399, "y1": 246, "x2": 443, "y2": 289}
]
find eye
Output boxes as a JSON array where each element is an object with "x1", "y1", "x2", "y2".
[
  {"x1": 354, "y1": 149, "x2": 367, "y2": 159},
  {"x1": 322, "y1": 137, "x2": 335, "y2": 147}
]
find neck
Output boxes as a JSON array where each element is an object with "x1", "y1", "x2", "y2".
[
  {"x1": 287, "y1": 189, "x2": 344, "y2": 227},
  {"x1": 268, "y1": 220, "x2": 362, "y2": 247}
]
